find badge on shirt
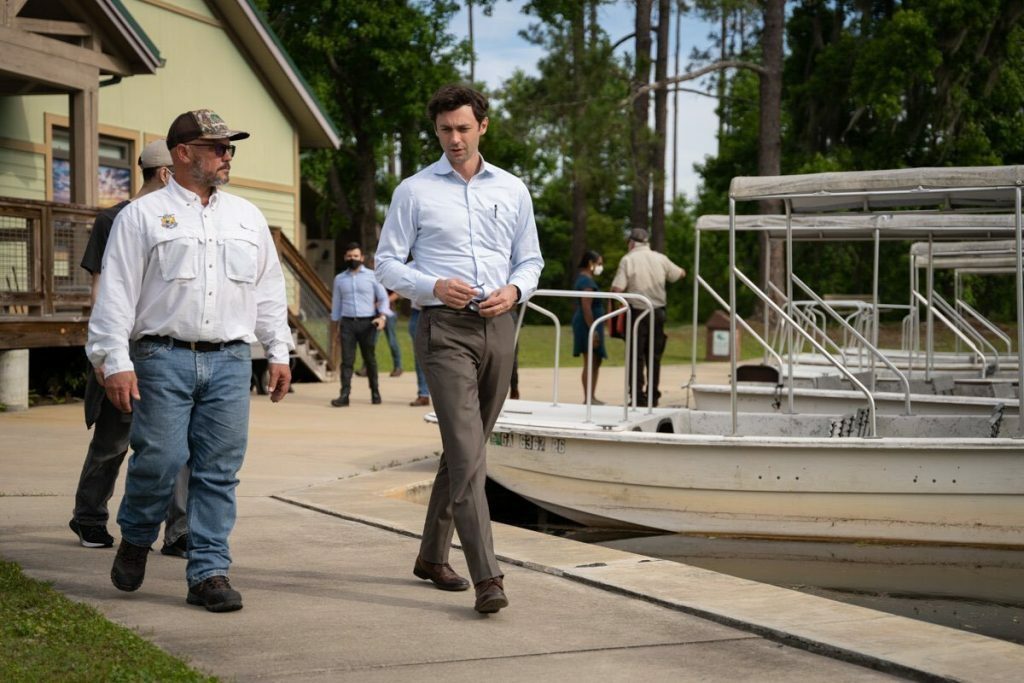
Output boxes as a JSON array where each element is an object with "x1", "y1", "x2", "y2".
[{"x1": 160, "y1": 213, "x2": 178, "y2": 229}]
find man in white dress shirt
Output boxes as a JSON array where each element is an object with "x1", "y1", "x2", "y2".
[
  {"x1": 86, "y1": 109, "x2": 293, "y2": 612},
  {"x1": 376, "y1": 84, "x2": 543, "y2": 614}
]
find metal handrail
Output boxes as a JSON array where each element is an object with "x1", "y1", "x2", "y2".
[
  {"x1": 791, "y1": 274, "x2": 913, "y2": 415},
  {"x1": 931, "y1": 292, "x2": 999, "y2": 371},
  {"x1": 735, "y1": 268, "x2": 879, "y2": 437},
  {"x1": 768, "y1": 282, "x2": 849, "y2": 365},
  {"x1": 514, "y1": 289, "x2": 657, "y2": 421},
  {"x1": 957, "y1": 297, "x2": 1013, "y2": 355},
  {"x1": 912, "y1": 291, "x2": 988, "y2": 378},
  {"x1": 697, "y1": 275, "x2": 787, "y2": 408}
]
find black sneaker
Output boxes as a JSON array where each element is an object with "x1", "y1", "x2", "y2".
[
  {"x1": 160, "y1": 534, "x2": 189, "y2": 558},
  {"x1": 111, "y1": 540, "x2": 150, "y2": 592},
  {"x1": 187, "y1": 575, "x2": 243, "y2": 612},
  {"x1": 69, "y1": 519, "x2": 114, "y2": 548}
]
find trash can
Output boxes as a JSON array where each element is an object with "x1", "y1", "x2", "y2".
[{"x1": 705, "y1": 310, "x2": 739, "y2": 361}]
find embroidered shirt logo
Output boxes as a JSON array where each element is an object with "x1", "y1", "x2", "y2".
[{"x1": 160, "y1": 214, "x2": 178, "y2": 229}]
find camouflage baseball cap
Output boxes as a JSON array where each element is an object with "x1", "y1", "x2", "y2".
[{"x1": 165, "y1": 109, "x2": 250, "y2": 149}]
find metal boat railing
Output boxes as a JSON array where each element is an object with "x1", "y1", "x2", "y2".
[
  {"x1": 791, "y1": 274, "x2": 913, "y2": 413},
  {"x1": 931, "y1": 291, "x2": 999, "y2": 372},
  {"x1": 734, "y1": 268, "x2": 880, "y2": 436},
  {"x1": 912, "y1": 291, "x2": 988, "y2": 378},
  {"x1": 514, "y1": 289, "x2": 657, "y2": 423},
  {"x1": 956, "y1": 298, "x2": 1013, "y2": 356}
]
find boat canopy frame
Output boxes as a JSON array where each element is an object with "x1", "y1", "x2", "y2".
[{"x1": 709, "y1": 166, "x2": 1024, "y2": 438}]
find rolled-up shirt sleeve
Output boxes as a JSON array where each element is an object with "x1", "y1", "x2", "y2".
[
  {"x1": 86, "y1": 207, "x2": 145, "y2": 376},
  {"x1": 508, "y1": 182, "x2": 544, "y2": 301},
  {"x1": 253, "y1": 219, "x2": 294, "y2": 364}
]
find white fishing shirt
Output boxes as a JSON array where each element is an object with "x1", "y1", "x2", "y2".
[{"x1": 86, "y1": 177, "x2": 293, "y2": 376}]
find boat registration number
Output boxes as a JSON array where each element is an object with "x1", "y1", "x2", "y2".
[{"x1": 490, "y1": 432, "x2": 566, "y2": 454}]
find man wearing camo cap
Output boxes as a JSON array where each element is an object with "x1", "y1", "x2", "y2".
[{"x1": 87, "y1": 110, "x2": 294, "y2": 613}]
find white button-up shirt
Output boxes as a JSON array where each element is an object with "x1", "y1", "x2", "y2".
[
  {"x1": 86, "y1": 177, "x2": 294, "y2": 376},
  {"x1": 374, "y1": 155, "x2": 543, "y2": 305}
]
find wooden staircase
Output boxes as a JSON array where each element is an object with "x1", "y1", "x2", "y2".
[{"x1": 251, "y1": 228, "x2": 337, "y2": 388}]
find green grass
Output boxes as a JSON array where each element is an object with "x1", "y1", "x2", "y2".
[
  {"x1": 367, "y1": 316, "x2": 1019, "y2": 371},
  {"x1": 0, "y1": 560, "x2": 214, "y2": 682}
]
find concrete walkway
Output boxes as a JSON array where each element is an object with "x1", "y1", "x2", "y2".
[{"x1": 0, "y1": 365, "x2": 1020, "y2": 681}]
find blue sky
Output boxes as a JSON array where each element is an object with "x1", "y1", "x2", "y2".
[{"x1": 447, "y1": 1, "x2": 721, "y2": 201}]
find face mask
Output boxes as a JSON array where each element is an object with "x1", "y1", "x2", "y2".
[
  {"x1": 593, "y1": 264, "x2": 604, "y2": 276},
  {"x1": 345, "y1": 259, "x2": 361, "y2": 271}
]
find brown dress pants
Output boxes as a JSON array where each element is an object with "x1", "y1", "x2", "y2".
[{"x1": 416, "y1": 306, "x2": 515, "y2": 584}]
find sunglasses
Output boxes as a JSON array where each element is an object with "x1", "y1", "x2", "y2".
[{"x1": 187, "y1": 142, "x2": 236, "y2": 157}]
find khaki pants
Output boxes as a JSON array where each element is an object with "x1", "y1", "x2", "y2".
[{"x1": 416, "y1": 306, "x2": 515, "y2": 584}]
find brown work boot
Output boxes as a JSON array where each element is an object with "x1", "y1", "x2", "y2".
[
  {"x1": 474, "y1": 576, "x2": 508, "y2": 613},
  {"x1": 187, "y1": 575, "x2": 243, "y2": 613},
  {"x1": 413, "y1": 556, "x2": 470, "y2": 591}
]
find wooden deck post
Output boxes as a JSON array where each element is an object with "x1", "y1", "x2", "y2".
[{"x1": 69, "y1": 86, "x2": 99, "y2": 207}]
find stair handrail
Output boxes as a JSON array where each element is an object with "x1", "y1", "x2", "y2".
[{"x1": 269, "y1": 228, "x2": 336, "y2": 372}]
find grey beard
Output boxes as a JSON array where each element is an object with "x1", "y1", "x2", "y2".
[{"x1": 189, "y1": 160, "x2": 228, "y2": 187}]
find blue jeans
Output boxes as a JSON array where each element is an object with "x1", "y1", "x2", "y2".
[
  {"x1": 408, "y1": 309, "x2": 429, "y2": 398},
  {"x1": 385, "y1": 314, "x2": 402, "y2": 371},
  {"x1": 118, "y1": 339, "x2": 251, "y2": 586}
]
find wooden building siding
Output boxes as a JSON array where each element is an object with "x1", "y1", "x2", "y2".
[{"x1": 0, "y1": 147, "x2": 45, "y2": 202}]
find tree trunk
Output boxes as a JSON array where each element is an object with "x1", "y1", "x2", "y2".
[
  {"x1": 569, "y1": 0, "x2": 588, "y2": 277},
  {"x1": 630, "y1": 0, "x2": 653, "y2": 235},
  {"x1": 354, "y1": 134, "x2": 379, "y2": 257},
  {"x1": 650, "y1": 0, "x2": 670, "y2": 251},
  {"x1": 758, "y1": 0, "x2": 785, "y2": 308}
]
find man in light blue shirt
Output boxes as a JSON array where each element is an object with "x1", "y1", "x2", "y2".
[
  {"x1": 376, "y1": 84, "x2": 543, "y2": 614},
  {"x1": 330, "y1": 242, "x2": 390, "y2": 407}
]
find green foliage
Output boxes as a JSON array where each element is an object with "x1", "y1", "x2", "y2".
[
  {"x1": 258, "y1": 0, "x2": 467, "y2": 245},
  {"x1": 699, "y1": 0, "x2": 1024, "y2": 322},
  {"x1": 0, "y1": 560, "x2": 214, "y2": 681}
]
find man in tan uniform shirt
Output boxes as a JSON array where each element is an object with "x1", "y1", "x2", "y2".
[{"x1": 611, "y1": 228, "x2": 685, "y2": 406}]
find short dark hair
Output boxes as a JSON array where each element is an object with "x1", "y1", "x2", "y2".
[
  {"x1": 427, "y1": 85, "x2": 488, "y2": 124},
  {"x1": 141, "y1": 167, "x2": 159, "y2": 182},
  {"x1": 578, "y1": 250, "x2": 602, "y2": 269},
  {"x1": 343, "y1": 242, "x2": 361, "y2": 254}
]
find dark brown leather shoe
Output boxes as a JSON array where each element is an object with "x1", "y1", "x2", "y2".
[
  {"x1": 474, "y1": 576, "x2": 508, "y2": 613},
  {"x1": 413, "y1": 556, "x2": 470, "y2": 591},
  {"x1": 409, "y1": 395, "x2": 430, "y2": 407},
  {"x1": 187, "y1": 575, "x2": 243, "y2": 612}
]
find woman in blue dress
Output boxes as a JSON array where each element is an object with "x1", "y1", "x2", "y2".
[{"x1": 572, "y1": 250, "x2": 607, "y2": 403}]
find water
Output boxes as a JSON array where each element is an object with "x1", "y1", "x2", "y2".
[{"x1": 485, "y1": 480, "x2": 1024, "y2": 645}]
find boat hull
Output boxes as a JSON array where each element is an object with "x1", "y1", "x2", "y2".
[{"x1": 486, "y1": 423, "x2": 1024, "y2": 547}]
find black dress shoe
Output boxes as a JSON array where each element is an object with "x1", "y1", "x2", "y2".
[
  {"x1": 474, "y1": 576, "x2": 508, "y2": 613},
  {"x1": 371, "y1": 392, "x2": 382, "y2": 405},
  {"x1": 187, "y1": 575, "x2": 242, "y2": 613},
  {"x1": 413, "y1": 556, "x2": 470, "y2": 591},
  {"x1": 111, "y1": 539, "x2": 150, "y2": 592},
  {"x1": 331, "y1": 395, "x2": 350, "y2": 407}
]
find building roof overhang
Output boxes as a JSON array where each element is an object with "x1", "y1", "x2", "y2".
[{"x1": 209, "y1": 0, "x2": 341, "y2": 149}]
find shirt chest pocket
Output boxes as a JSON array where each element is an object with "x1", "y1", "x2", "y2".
[
  {"x1": 154, "y1": 233, "x2": 200, "y2": 281},
  {"x1": 221, "y1": 227, "x2": 259, "y2": 284},
  {"x1": 471, "y1": 204, "x2": 514, "y2": 253}
]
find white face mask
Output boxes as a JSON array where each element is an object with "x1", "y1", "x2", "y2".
[{"x1": 593, "y1": 264, "x2": 604, "y2": 276}]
